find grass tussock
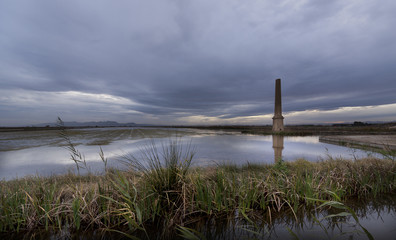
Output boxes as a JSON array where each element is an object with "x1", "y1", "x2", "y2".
[{"x1": 1, "y1": 142, "x2": 395, "y2": 237}]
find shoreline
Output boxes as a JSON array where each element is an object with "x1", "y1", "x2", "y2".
[{"x1": 319, "y1": 135, "x2": 396, "y2": 151}]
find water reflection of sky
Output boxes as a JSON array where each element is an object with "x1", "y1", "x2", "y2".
[
  {"x1": 191, "y1": 135, "x2": 378, "y2": 166},
  {"x1": 246, "y1": 196, "x2": 396, "y2": 240},
  {"x1": 0, "y1": 128, "x2": 383, "y2": 180}
]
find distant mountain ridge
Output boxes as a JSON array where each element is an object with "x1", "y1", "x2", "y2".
[{"x1": 33, "y1": 121, "x2": 140, "y2": 127}]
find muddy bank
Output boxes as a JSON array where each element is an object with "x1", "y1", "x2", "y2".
[{"x1": 319, "y1": 135, "x2": 396, "y2": 151}]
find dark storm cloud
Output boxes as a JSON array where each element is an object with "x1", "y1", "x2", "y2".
[{"x1": 0, "y1": 0, "x2": 395, "y2": 125}]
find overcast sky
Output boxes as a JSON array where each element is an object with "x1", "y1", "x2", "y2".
[{"x1": 1, "y1": 0, "x2": 395, "y2": 126}]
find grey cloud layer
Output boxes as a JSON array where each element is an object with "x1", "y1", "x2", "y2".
[{"x1": 0, "y1": 0, "x2": 395, "y2": 124}]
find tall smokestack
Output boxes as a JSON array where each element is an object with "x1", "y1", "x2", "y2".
[{"x1": 272, "y1": 79, "x2": 284, "y2": 132}]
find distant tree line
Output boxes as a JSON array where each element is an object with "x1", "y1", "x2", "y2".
[{"x1": 332, "y1": 121, "x2": 370, "y2": 127}]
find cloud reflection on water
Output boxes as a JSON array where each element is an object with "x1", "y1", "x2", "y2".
[{"x1": 0, "y1": 128, "x2": 383, "y2": 180}]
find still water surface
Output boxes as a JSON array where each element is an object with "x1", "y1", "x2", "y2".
[
  {"x1": 0, "y1": 127, "x2": 383, "y2": 180},
  {"x1": 1, "y1": 127, "x2": 395, "y2": 239}
]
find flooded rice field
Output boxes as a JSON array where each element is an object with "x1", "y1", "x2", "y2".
[
  {"x1": 1, "y1": 127, "x2": 395, "y2": 239},
  {"x1": 0, "y1": 127, "x2": 385, "y2": 180}
]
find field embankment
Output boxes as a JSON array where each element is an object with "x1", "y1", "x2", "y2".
[
  {"x1": 2, "y1": 121, "x2": 396, "y2": 136},
  {"x1": 320, "y1": 135, "x2": 396, "y2": 151},
  {"x1": 235, "y1": 122, "x2": 396, "y2": 135}
]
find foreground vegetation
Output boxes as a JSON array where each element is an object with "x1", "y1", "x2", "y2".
[{"x1": 1, "y1": 141, "x2": 395, "y2": 239}]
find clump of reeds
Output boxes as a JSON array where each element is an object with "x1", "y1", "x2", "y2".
[
  {"x1": 107, "y1": 138, "x2": 196, "y2": 237},
  {"x1": 122, "y1": 138, "x2": 195, "y2": 200},
  {"x1": 0, "y1": 144, "x2": 395, "y2": 238}
]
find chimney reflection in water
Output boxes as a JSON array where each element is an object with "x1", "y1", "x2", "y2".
[{"x1": 272, "y1": 135, "x2": 284, "y2": 162}]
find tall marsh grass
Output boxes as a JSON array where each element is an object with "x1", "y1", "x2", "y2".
[
  {"x1": 122, "y1": 138, "x2": 195, "y2": 201},
  {"x1": 0, "y1": 139, "x2": 395, "y2": 238},
  {"x1": 57, "y1": 117, "x2": 88, "y2": 174}
]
